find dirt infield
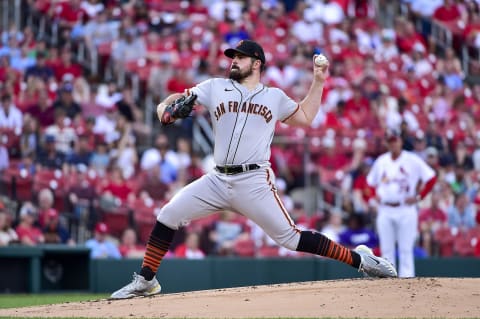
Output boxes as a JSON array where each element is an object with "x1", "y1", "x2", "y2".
[{"x1": 1, "y1": 277, "x2": 479, "y2": 318}]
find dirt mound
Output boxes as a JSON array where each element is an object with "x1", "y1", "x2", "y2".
[{"x1": 1, "y1": 277, "x2": 479, "y2": 318}]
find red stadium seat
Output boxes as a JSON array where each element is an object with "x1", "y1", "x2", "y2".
[
  {"x1": 234, "y1": 238, "x2": 256, "y2": 257},
  {"x1": 257, "y1": 245, "x2": 280, "y2": 257},
  {"x1": 453, "y1": 234, "x2": 476, "y2": 257},
  {"x1": 0, "y1": 167, "x2": 33, "y2": 202},
  {"x1": 433, "y1": 226, "x2": 457, "y2": 257},
  {"x1": 101, "y1": 206, "x2": 131, "y2": 238}
]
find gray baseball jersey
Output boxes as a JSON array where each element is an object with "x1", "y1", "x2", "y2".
[
  {"x1": 190, "y1": 78, "x2": 299, "y2": 165},
  {"x1": 157, "y1": 78, "x2": 303, "y2": 251}
]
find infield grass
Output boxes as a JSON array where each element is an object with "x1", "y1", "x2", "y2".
[{"x1": 0, "y1": 293, "x2": 107, "y2": 309}]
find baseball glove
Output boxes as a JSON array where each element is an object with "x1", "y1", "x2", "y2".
[{"x1": 161, "y1": 94, "x2": 197, "y2": 125}]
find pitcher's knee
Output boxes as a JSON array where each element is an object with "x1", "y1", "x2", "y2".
[
  {"x1": 273, "y1": 231, "x2": 300, "y2": 251},
  {"x1": 156, "y1": 207, "x2": 182, "y2": 230}
]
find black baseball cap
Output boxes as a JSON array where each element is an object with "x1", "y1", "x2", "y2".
[{"x1": 224, "y1": 40, "x2": 266, "y2": 65}]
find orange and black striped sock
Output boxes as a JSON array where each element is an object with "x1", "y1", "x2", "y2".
[
  {"x1": 140, "y1": 221, "x2": 175, "y2": 280},
  {"x1": 296, "y1": 230, "x2": 361, "y2": 268}
]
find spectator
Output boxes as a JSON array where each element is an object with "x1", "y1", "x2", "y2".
[
  {"x1": 375, "y1": 29, "x2": 399, "y2": 61},
  {"x1": 0, "y1": 209, "x2": 18, "y2": 246},
  {"x1": 10, "y1": 44, "x2": 36, "y2": 73},
  {"x1": 424, "y1": 120, "x2": 447, "y2": 153},
  {"x1": 108, "y1": 114, "x2": 137, "y2": 179},
  {"x1": 418, "y1": 190, "x2": 448, "y2": 256},
  {"x1": 67, "y1": 135, "x2": 93, "y2": 169},
  {"x1": 85, "y1": 222, "x2": 121, "y2": 259},
  {"x1": 52, "y1": 83, "x2": 82, "y2": 120},
  {"x1": 140, "y1": 134, "x2": 175, "y2": 171},
  {"x1": 24, "y1": 50, "x2": 54, "y2": 82},
  {"x1": 119, "y1": 228, "x2": 145, "y2": 258},
  {"x1": 291, "y1": 12, "x2": 323, "y2": 44},
  {"x1": 0, "y1": 131, "x2": 9, "y2": 171},
  {"x1": 385, "y1": 96, "x2": 419, "y2": 134},
  {"x1": 44, "y1": 108, "x2": 77, "y2": 155},
  {"x1": 473, "y1": 133, "x2": 480, "y2": 172},
  {"x1": 80, "y1": 0, "x2": 105, "y2": 19},
  {"x1": 436, "y1": 48, "x2": 464, "y2": 91},
  {"x1": 321, "y1": 211, "x2": 345, "y2": 243},
  {"x1": 83, "y1": 8, "x2": 118, "y2": 52},
  {"x1": 338, "y1": 213, "x2": 378, "y2": 249},
  {"x1": 453, "y1": 141, "x2": 474, "y2": 170},
  {"x1": 42, "y1": 208, "x2": 74, "y2": 245},
  {"x1": 36, "y1": 134, "x2": 66, "y2": 170},
  {"x1": 449, "y1": 164, "x2": 471, "y2": 195},
  {"x1": 432, "y1": 0, "x2": 462, "y2": 23},
  {"x1": 174, "y1": 231, "x2": 205, "y2": 259},
  {"x1": 138, "y1": 166, "x2": 169, "y2": 202},
  {"x1": 19, "y1": 116, "x2": 40, "y2": 158},
  {"x1": 0, "y1": 93, "x2": 23, "y2": 132},
  {"x1": 424, "y1": 147, "x2": 441, "y2": 172},
  {"x1": 98, "y1": 166, "x2": 136, "y2": 208},
  {"x1": 351, "y1": 157, "x2": 376, "y2": 216},
  {"x1": 25, "y1": 89, "x2": 55, "y2": 127},
  {"x1": 209, "y1": 211, "x2": 249, "y2": 256},
  {"x1": 264, "y1": 54, "x2": 300, "y2": 91},
  {"x1": 72, "y1": 76, "x2": 91, "y2": 107},
  {"x1": 407, "y1": 0, "x2": 443, "y2": 35},
  {"x1": 54, "y1": 49, "x2": 83, "y2": 82},
  {"x1": 110, "y1": 27, "x2": 146, "y2": 72},
  {"x1": 447, "y1": 193, "x2": 477, "y2": 230},
  {"x1": 37, "y1": 188, "x2": 56, "y2": 228},
  {"x1": 140, "y1": 134, "x2": 178, "y2": 184},
  {"x1": 15, "y1": 202, "x2": 45, "y2": 246},
  {"x1": 67, "y1": 169, "x2": 98, "y2": 229},
  {"x1": 89, "y1": 140, "x2": 110, "y2": 176},
  {"x1": 184, "y1": 151, "x2": 205, "y2": 184},
  {"x1": 316, "y1": 136, "x2": 350, "y2": 173}
]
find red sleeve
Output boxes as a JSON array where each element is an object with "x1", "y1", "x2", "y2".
[{"x1": 419, "y1": 176, "x2": 437, "y2": 200}]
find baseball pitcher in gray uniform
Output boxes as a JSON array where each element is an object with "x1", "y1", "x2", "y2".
[{"x1": 111, "y1": 40, "x2": 397, "y2": 299}]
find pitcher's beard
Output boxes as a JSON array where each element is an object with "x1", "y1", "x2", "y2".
[{"x1": 229, "y1": 65, "x2": 253, "y2": 81}]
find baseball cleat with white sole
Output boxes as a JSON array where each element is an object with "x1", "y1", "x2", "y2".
[
  {"x1": 354, "y1": 245, "x2": 398, "y2": 278},
  {"x1": 110, "y1": 273, "x2": 161, "y2": 299}
]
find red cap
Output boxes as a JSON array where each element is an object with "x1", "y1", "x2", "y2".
[{"x1": 95, "y1": 222, "x2": 109, "y2": 234}]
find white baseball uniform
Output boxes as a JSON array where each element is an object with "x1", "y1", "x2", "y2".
[
  {"x1": 157, "y1": 78, "x2": 303, "y2": 250},
  {"x1": 366, "y1": 150, "x2": 435, "y2": 277}
]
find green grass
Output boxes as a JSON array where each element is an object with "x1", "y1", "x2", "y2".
[{"x1": 0, "y1": 293, "x2": 107, "y2": 309}]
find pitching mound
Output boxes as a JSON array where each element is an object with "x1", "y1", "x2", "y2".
[{"x1": 1, "y1": 277, "x2": 479, "y2": 318}]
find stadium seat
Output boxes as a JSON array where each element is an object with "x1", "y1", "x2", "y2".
[
  {"x1": 433, "y1": 226, "x2": 457, "y2": 257},
  {"x1": 257, "y1": 245, "x2": 280, "y2": 257},
  {"x1": 101, "y1": 206, "x2": 131, "y2": 238},
  {"x1": 233, "y1": 238, "x2": 256, "y2": 257},
  {"x1": 0, "y1": 167, "x2": 33, "y2": 202}
]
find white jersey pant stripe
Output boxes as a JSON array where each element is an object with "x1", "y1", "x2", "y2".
[
  {"x1": 157, "y1": 168, "x2": 302, "y2": 250},
  {"x1": 376, "y1": 205, "x2": 418, "y2": 278}
]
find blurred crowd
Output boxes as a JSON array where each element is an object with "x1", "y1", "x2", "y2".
[{"x1": 0, "y1": 0, "x2": 480, "y2": 259}]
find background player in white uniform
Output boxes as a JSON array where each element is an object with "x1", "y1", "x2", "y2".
[
  {"x1": 367, "y1": 129, "x2": 437, "y2": 278},
  {"x1": 111, "y1": 40, "x2": 396, "y2": 299}
]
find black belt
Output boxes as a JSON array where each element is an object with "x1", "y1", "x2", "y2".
[
  {"x1": 215, "y1": 164, "x2": 260, "y2": 175},
  {"x1": 382, "y1": 202, "x2": 401, "y2": 207}
]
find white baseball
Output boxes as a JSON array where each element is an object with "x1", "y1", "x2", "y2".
[{"x1": 314, "y1": 54, "x2": 328, "y2": 67}]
